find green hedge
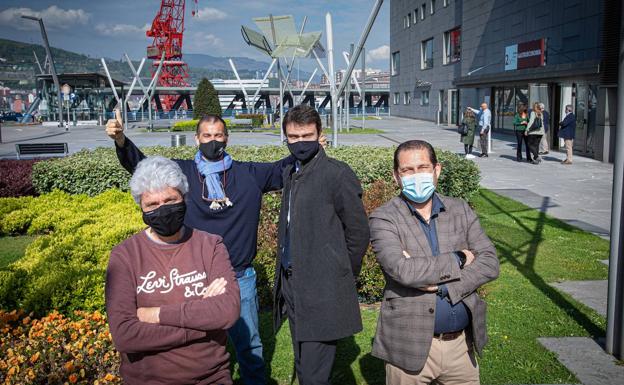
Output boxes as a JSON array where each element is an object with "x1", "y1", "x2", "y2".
[
  {"x1": 234, "y1": 113, "x2": 265, "y2": 127},
  {"x1": 171, "y1": 118, "x2": 233, "y2": 132},
  {"x1": 32, "y1": 146, "x2": 480, "y2": 201},
  {"x1": 171, "y1": 115, "x2": 264, "y2": 132},
  {"x1": 0, "y1": 190, "x2": 144, "y2": 315},
  {"x1": 0, "y1": 185, "x2": 394, "y2": 315}
]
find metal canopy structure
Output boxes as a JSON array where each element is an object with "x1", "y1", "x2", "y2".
[
  {"x1": 241, "y1": 14, "x2": 325, "y2": 142},
  {"x1": 240, "y1": 2, "x2": 384, "y2": 147}
]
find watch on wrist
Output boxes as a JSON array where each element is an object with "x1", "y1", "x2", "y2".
[{"x1": 456, "y1": 250, "x2": 467, "y2": 269}]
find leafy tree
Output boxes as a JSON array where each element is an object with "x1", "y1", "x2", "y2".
[{"x1": 193, "y1": 78, "x2": 221, "y2": 119}]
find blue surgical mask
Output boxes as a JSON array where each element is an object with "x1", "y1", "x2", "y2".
[{"x1": 401, "y1": 173, "x2": 435, "y2": 203}]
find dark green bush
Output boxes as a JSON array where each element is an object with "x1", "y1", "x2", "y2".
[
  {"x1": 193, "y1": 78, "x2": 221, "y2": 119},
  {"x1": 32, "y1": 146, "x2": 480, "y2": 200}
]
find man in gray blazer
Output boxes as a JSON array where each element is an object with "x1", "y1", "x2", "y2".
[{"x1": 370, "y1": 139, "x2": 499, "y2": 385}]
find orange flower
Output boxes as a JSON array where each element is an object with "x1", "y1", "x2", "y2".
[
  {"x1": 69, "y1": 373, "x2": 78, "y2": 383},
  {"x1": 104, "y1": 373, "x2": 115, "y2": 381},
  {"x1": 64, "y1": 360, "x2": 74, "y2": 372},
  {"x1": 30, "y1": 351, "x2": 40, "y2": 364}
]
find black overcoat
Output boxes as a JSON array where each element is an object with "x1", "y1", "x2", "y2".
[{"x1": 272, "y1": 148, "x2": 370, "y2": 341}]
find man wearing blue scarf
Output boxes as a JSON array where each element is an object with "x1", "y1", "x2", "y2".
[{"x1": 106, "y1": 112, "x2": 297, "y2": 385}]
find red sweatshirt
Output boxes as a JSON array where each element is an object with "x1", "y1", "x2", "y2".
[{"x1": 105, "y1": 227, "x2": 240, "y2": 385}]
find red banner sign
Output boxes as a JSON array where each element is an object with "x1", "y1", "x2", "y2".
[{"x1": 517, "y1": 39, "x2": 545, "y2": 69}]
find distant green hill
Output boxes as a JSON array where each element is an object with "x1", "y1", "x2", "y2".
[{"x1": 0, "y1": 38, "x2": 260, "y2": 89}]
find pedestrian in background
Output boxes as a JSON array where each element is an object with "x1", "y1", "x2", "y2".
[
  {"x1": 468, "y1": 103, "x2": 491, "y2": 158},
  {"x1": 559, "y1": 104, "x2": 576, "y2": 165},
  {"x1": 513, "y1": 104, "x2": 530, "y2": 162},
  {"x1": 526, "y1": 102, "x2": 545, "y2": 164},
  {"x1": 539, "y1": 102, "x2": 550, "y2": 155},
  {"x1": 460, "y1": 108, "x2": 477, "y2": 159}
]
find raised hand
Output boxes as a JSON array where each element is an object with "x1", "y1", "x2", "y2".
[{"x1": 105, "y1": 109, "x2": 125, "y2": 147}]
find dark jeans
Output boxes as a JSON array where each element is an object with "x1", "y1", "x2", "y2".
[
  {"x1": 464, "y1": 144, "x2": 473, "y2": 155},
  {"x1": 227, "y1": 267, "x2": 265, "y2": 385},
  {"x1": 527, "y1": 135, "x2": 543, "y2": 161},
  {"x1": 514, "y1": 130, "x2": 531, "y2": 160},
  {"x1": 280, "y1": 268, "x2": 337, "y2": 385}
]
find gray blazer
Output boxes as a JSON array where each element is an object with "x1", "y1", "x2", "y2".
[{"x1": 370, "y1": 194, "x2": 499, "y2": 372}]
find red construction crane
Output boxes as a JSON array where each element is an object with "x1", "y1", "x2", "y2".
[{"x1": 146, "y1": 0, "x2": 198, "y2": 111}]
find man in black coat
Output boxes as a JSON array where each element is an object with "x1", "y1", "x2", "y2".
[
  {"x1": 273, "y1": 105, "x2": 370, "y2": 385},
  {"x1": 559, "y1": 104, "x2": 577, "y2": 164}
]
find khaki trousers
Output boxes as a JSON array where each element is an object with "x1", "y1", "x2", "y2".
[
  {"x1": 564, "y1": 139, "x2": 574, "y2": 162},
  {"x1": 385, "y1": 332, "x2": 479, "y2": 385}
]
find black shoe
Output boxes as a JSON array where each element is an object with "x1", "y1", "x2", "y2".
[{"x1": 517, "y1": 157, "x2": 522, "y2": 162}]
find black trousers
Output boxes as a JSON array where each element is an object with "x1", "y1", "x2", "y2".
[
  {"x1": 281, "y1": 268, "x2": 337, "y2": 385},
  {"x1": 514, "y1": 130, "x2": 531, "y2": 160},
  {"x1": 527, "y1": 135, "x2": 543, "y2": 161}
]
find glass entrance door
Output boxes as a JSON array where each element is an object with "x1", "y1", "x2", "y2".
[
  {"x1": 572, "y1": 83, "x2": 597, "y2": 157},
  {"x1": 449, "y1": 89, "x2": 459, "y2": 125},
  {"x1": 439, "y1": 90, "x2": 448, "y2": 124}
]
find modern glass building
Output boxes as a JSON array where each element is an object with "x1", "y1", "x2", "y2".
[{"x1": 390, "y1": 0, "x2": 620, "y2": 161}]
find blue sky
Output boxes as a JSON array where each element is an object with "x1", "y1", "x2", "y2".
[{"x1": 0, "y1": 1, "x2": 390, "y2": 71}]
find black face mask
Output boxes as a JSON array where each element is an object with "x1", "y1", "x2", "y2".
[
  {"x1": 199, "y1": 140, "x2": 227, "y2": 161},
  {"x1": 142, "y1": 201, "x2": 186, "y2": 237},
  {"x1": 287, "y1": 140, "x2": 320, "y2": 163}
]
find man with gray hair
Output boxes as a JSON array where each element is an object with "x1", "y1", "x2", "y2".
[
  {"x1": 106, "y1": 156, "x2": 241, "y2": 385},
  {"x1": 468, "y1": 103, "x2": 491, "y2": 157},
  {"x1": 559, "y1": 105, "x2": 576, "y2": 164}
]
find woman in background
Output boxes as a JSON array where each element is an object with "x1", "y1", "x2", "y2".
[
  {"x1": 526, "y1": 102, "x2": 545, "y2": 164},
  {"x1": 513, "y1": 104, "x2": 530, "y2": 162},
  {"x1": 460, "y1": 108, "x2": 477, "y2": 159}
]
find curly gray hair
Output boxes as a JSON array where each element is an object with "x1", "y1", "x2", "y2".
[{"x1": 129, "y1": 156, "x2": 189, "y2": 204}]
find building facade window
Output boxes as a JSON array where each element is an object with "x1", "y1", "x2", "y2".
[
  {"x1": 404, "y1": 92, "x2": 411, "y2": 105},
  {"x1": 392, "y1": 51, "x2": 400, "y2": 75},
  {"x1": 413, "y1": 9, "x2": 418, "y2": 24},
  {"x1": 421, "y1": 38, "x2": 434, "y2": 69},
  {"x1": 421, "y1": 90, "x2": 430, "y2": 106},
  {"x1": 407, "y1": 13, "x2": 411, "y2": 27},
  {"x1": 443, "y1": 28, "x2": 461, "y2": 64},
  {"x1": 431, "y1": 0, "x2": 436, "y2": 14},
  {"x1": 443, "y1": 0, "x2": 449, "y2": 7},
  {"x1": 393, "y1": 92, "x2": 400, "y2": 105},
  {"x1": 403, "y1": 16, "x2": 407, "y2": 29},
  {"x1": 421, "y1": 4, "x2": 426, "y2": 19}
]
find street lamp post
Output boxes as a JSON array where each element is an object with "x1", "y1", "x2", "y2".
[{"x1": 21, "y1": 15, "x2": 63, "y2": 128}]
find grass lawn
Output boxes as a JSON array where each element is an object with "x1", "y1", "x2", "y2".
[
  {"x1": 0, "y1": 235, "x2": 35, "y2": 268},
  {"x1": 230, "y1": 189, "x2": 609, "y2": 384}
]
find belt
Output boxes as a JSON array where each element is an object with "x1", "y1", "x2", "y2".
[{"x1": 433, "y1": 330, "x2": 463, "y2": 341}]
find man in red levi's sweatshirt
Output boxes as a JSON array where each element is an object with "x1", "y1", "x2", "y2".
[{"x1": 106, "y1": 156, "x2": 241, "y2": 385}]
